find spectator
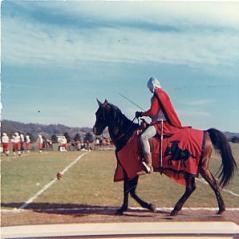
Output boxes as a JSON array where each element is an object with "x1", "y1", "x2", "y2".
[
  {"x1": 47, "y1": 139, "x2": 53, "y2": 150},
  {"x1": 36, "y1": 134, "x2": 43, "y2": 153},
  {"x1": 12, "y1": 132, "x2": 21, "y2": 156},
  {"x1": 75, "y1": 140, "x2": 81, "y2": 151},
  {"x1": 58, "y1": 136, "x2": 67, "y2": 152},
  {"x1": 25, "y1": 134, "x2": 31, "y2": 153},
  {"x1": 20, "y1": 133, "x2": 25, "y2": 153},
  {"x1": 1, "y1": 132, "x2": 10, "y2": 156},
  {"x1": 95, "y1": 138, "x2": 100, "y2": 146}
]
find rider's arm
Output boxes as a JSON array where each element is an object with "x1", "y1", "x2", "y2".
[{"x1": 142, "y1": 96, "x2": 160, "y2": 117}]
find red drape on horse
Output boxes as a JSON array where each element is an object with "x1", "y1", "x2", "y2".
[{"x1": 114, "y1": 127, "x2": 205, "y2": 185}]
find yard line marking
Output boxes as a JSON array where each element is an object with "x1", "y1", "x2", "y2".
[
  {"x1": 19, "y1": 179, "x2": 57, "y2": 210},
  {"x1": 35, "y1": 207, "x2": 239, "y2": 212},
  {"x1": 18, "y1": 152, "x2": 89, "y2": 210},
  {"x1": 2, "y1": 207, "x2": 239, "y2": 213},
  {"x1": 223, "y1": 188, "x2": 239, "y2": 197},
  {"x1": 196, "y1": 178, "x2": 239, "y2": 198}
]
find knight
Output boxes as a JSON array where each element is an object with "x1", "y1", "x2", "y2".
[{"x1": 135, "y1": 77, "x2": 182, "y2": 174}]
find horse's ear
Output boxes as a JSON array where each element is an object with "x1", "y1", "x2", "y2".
[
  {"x1": 104, "y1": 99, "x2": 108, "y2": 105},
  {"x1": 96, "y1": 98, "x2": 102, "y2": 106}
]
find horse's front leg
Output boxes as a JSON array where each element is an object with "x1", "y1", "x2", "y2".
[
  {"x1": 116, "y1": 177, "x2": 129, "y2": 215},
  {"x1": 129, "y1": 176, "x2": 157, "y2": 213}
]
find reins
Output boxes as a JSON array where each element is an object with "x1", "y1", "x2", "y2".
[{"x1": 115, "y1": 116, "x2": 139, "y2": 142}]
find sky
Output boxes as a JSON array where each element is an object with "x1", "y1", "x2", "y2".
[{"x1": 1, "y1": 1, "x2": 239, "y2": 132}]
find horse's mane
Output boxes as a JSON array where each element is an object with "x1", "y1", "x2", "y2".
[
  {"x1": 108, "y1": 103, "x2": 137, "y2": 129},
  {"x1": 106, "y1": 103, "x2": 138, "y2": 149},
  {"x1": 108, "y1": 103, "x2": 122, "y2": 114}
]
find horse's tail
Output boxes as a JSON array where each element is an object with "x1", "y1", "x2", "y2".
[{"x1": 207, "y1": 128, "x2": 237, "y2": 188}]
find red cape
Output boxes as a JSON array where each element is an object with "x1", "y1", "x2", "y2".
[{"x1": 154, "y1": 88, "x2": 182, "y2": 128}]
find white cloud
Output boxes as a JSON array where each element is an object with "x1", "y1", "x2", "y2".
[
  {"x1": 2, "y1": 2, "x2": 239, "y2": 70},
  {"x1": 32, "y1": 2, "x2": 239, "y2": 30}
]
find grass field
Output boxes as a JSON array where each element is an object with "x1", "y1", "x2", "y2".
[{"x1": 1, "y1": 143, "x2": 239, "y2": 211}]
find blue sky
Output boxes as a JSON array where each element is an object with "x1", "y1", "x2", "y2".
[{"x1": 1, "y1": 1, "x2": 239, "y2": 132}]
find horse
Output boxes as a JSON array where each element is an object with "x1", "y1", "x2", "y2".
[{"x1": 93, "y1": 99, "x2": 237, "y2": 216}]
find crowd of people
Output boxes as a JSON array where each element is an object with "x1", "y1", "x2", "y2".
[
  {"x1": 0, "y1": 132, "x2": 47, "y2": 156},
  {"x1": 0, "y1": 132, "x2": 112, "y2": 156}
]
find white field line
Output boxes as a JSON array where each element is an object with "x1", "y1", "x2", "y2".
[
  {"x1": 18, "y1": 152, "x2": 89, "y2": 210},
  {"x1": 196, "y1": 178, "x2": 239, "y2": 198},
  {"x1": 2, "y1": 207, "x2": 239, "y2": 213}
]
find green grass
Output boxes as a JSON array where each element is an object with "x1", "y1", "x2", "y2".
[
  {"x1": 1, "y1": 144, "x2": 239, "y2": 210},
  {"x1": 1, "y1": 151, "x2": 82, "y2": 206},
  {"x1": 33, "y1": 151, "x2": 123, "y2": 207}
]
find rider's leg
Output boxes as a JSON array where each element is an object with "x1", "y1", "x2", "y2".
[{"x1": 139, "y1": 125, "x2": 157, "y2": 173}]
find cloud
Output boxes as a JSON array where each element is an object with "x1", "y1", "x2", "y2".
[
  {"x1": 5, "y1": 1, "x2": 239, "y2": 34},
  {"x1": 2, "y1": 1, "x2": 239, "y2": 70},
  {"x1": 18, "y1": 1, "x2": 239, "y2": 30}
]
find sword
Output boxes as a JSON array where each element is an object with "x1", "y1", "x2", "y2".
[
  {"x1": 160, "y1": 119, "x2": 164, "y2": 170},
  {"x1": 118, "y1": 93, "x2": 145, "y2": 111}
]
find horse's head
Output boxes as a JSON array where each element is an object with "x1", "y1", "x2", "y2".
[
  {"x1": 93, "y1": 99, "x2": 138, "y2": 148},
  {"x1": 93, "y1": 99, "x2": 111, "y2": 135}
]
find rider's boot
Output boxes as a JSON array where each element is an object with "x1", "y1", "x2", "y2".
[{"x1": 137, "y1": 153, "x2": 153, "y2": 175}]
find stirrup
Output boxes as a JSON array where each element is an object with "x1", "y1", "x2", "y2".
[{"x1": 142, "y1": 162, "x2": 153, "y2": 174}]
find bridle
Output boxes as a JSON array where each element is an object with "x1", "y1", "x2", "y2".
[{"x1": 97, "y1": 105, "x2": 139, "y2": 143}]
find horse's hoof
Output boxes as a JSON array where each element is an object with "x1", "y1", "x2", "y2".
[
  {"x1": 115, "y1": 208, "x2": 126, "y2": 215},
  {"x1": 149, "y1": 204, "x2": 157, "y2": 213},
  {"x1": 217, "y1": 208, "x2": 225, "y2": 215},
  {"x1": 170, "y1": 210, "x2": 178, "y2": 216}
]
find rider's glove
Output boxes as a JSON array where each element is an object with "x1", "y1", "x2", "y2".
[{"x1": 135, "y1": 111, "x2": 143, "y2": 118}]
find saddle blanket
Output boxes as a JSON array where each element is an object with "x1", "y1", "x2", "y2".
[{"x1": 114, "y1": 128, "x2": 205, "y2": 185}]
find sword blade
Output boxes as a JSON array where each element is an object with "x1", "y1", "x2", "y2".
[{"x1": 118, "y1": 93, "x2": 145, "y2": 111}]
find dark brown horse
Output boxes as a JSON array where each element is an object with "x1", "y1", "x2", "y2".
[{"x1": 93, "y1": 99, "x2": 237, "y2": 216}]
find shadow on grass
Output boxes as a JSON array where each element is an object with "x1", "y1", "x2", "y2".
[
  {"x1": 1, "y1": 202, "x2": 162, "y2": 218},
  {"x1": 2, "y1": 203, "x2": 231, "y2": 224}
]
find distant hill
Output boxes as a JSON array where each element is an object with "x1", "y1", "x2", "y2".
[
  {"x1": 1, "y1": 120, "x2": 92, "y2": 139},
  {"x1": 224, "y1": 131, "x2": 239, "y2": 140},
  {"x1": 1, "y1": 120, "x2": 237, "y2": 142}
]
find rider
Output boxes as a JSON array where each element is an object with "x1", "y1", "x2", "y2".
[{"x1": 135, "y1": 77, "x2": 182, "y2": 173}]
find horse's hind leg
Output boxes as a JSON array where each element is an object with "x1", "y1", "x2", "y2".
[
  {"x1": 199, "y1": 136, "x2": 225, "y2": 215},
  {"x1": 200, "y1": 168, "x2": 225, "y2": 214},
  {"x1": 170, "y1": 173, "x2": 196, "y2": 216},
  {"x1": 129, "y1": 177, "x2": 156, "y2": 212}
]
